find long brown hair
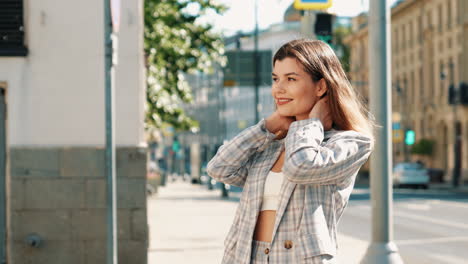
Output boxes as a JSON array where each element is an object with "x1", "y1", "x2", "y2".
[{"x1": 273, "y1": 39, "x2": 376, "y2": 141}]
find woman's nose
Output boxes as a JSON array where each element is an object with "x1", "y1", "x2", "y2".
[{"x1": 273, "y1": 83, "x2": 286, "y2": 94}]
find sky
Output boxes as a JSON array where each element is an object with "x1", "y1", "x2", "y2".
[{"x1": 200, "y1": 0, "x2": 399, "y2": 36}]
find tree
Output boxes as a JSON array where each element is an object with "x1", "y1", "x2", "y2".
[
  {"x1": 144, "y1": 0, "x2": 226, "y2": 131},
  {"x1": 333, "y1": 25, "x2": 351, "y2": 73},
  {"x1": 411, "y1": 138, "x2": 435, "y2": 156}
]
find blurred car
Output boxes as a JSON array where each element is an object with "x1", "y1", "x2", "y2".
[{"x1": 393, "y1": 162, "x2": 430, "y2": 189}]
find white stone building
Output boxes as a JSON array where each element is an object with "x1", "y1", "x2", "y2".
[{"x1": 0, "y1": 0, "x2": 148, "y2": 263}]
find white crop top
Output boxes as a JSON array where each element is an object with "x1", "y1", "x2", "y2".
[{"x1": 260, "y1": 171, "x2": 284, "y2": 211}]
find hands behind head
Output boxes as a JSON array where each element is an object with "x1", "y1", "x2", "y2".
[
  {"x1": 266, "y1": 95, "x2": 332, "y2": 140},
  {"x1": 309, "y1": 95, "x2": 333, "y2": 131},
  {"x1": 265, "y1": 111, "x2": 295, "y2": 140}
]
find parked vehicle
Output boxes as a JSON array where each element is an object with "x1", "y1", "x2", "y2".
[{"x1": 393, "y1": 162, "x2": 430, "y2": 189}]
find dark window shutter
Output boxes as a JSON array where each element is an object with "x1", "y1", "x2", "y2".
[
  {"x1": 0, "y1": 0, "x2": 28, "y2": 56},
  {"x1": 448, "y1": 84, "x2": 456, "y2": 105},
  {"x1": 460, "y1": 83, "x2": 468, "y2": 105}
]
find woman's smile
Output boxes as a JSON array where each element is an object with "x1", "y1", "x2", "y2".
[{"x1": 276, "y1": 98, "x2": 293, "y2": 105}]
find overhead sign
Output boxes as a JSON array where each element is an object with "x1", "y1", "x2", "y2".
[
  {"x1": 223, "y1": 50, "x2": 272, "y2": 87},
  {"x1": 294, "y1": 0, "x2": 333, "y2": 10}
]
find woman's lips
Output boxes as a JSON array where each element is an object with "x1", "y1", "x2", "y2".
[{"x1": 276, "y1": 99, "x2": 293, "y2": 105}]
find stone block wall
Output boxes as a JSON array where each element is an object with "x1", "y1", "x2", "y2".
[{"x1": 8, "y1": 147, "x2": 148, "y2": 264}]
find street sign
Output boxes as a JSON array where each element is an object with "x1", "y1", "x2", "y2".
[
  {"x1": 393, "y1": 130, "x2": 403, "y2": 143},
  {"x1": 294, "y1": 0, "x2": 333, "y2": 10}
]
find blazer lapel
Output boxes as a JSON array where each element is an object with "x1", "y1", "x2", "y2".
[
  {"x1": 250, "y1": 128, "x2": 337, "y2": 245},
  {"x1": 250, "y1": 141, "x2": 283, "y2": 218},
  {"x1": 270, "y1": 163, "x2": 297, "y2": 243},
  {"x1": 250, "y1": 141, "x2": 298, "y2": 244}
]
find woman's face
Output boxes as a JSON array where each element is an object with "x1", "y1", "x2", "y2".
[{"x1": 272, "y1": 57, "x2": 323, "y2": 121}]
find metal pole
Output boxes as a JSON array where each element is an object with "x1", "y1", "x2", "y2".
[
  {"x1": 300, "y1": 10, "x2": 316, "y2": 39},
  {"x1": 104, "y1": 1, "x2": 118, "y2": 263},
  {"x1": 402, "y1": 78, "x2": 409, "y2": 162},
  {"x1": 0, "y1": 87, "x2": 6, "y2": 264},
  {"x1": 453, "y1": 118, "x2": 461, "y2": 187},
  {"x1": 361, "y1": 0, "x2": 404, "y2": 262},
  {"x1": 449, "y1": 63, "x2": 461, "y2": 187},
  {"x1": 396, "y1": 81, "x2": 408, "y2": 162},
  {"x1": 253, "y1": 0, "x2": 260, "y2": 123}
]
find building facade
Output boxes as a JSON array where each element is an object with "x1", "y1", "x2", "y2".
[
  {"x1": 0, "y1": 0, "x2": 148, "y2": 263},
  {"x1": 345, "y1": 0, "x2": 468, "y2": 183}
]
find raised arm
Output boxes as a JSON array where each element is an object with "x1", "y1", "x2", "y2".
[
  {"x1": 283, "y1": 118, "x2": 373, "y2": 185},
  {"x1": 206, "y1": 119, "x2": 277, "y2": 187}
]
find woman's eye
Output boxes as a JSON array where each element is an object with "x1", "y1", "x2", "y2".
[
  {"x1": 272, "y1": 78, "x2": 278, "y2": 82},
  {"x1": 288, "y1": 77, "x2": 296, "y2": 81}
]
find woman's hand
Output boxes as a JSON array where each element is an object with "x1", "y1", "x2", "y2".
[
  {"x1": 265, "y1": 111, "x2": 295, "y2": 139},
  {"x1": 309, "y1": 95, "x2": 333, "y2": 131}
]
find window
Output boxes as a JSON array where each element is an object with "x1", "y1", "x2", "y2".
[
  {"x1": 418, "y1": 15, "x2": 423, "y2": 43},
  {"x1": 449, "y1": 58, "x2": 454, "y2": 84},
  {"x1": 402, "y1": 25, "x2": 405, "y2": 50},
  {"x1": 427, "y1": 11, "x2": 432, "y2": 31},
  {"x1": 0, "y1": 0, "x2": 27, "y2": 56},
  {"x1": 439, "y1": 61, "x2": 444, "y2": 105},
  {"x1": 447, "y1": 0, "x2": 452, "y2": 29},
  {"x1": 420, "y1": 119, "x2": 424, "y2": 139},
  {"x1": 409, "y1": 21, "x2": 413, "y2": 46},
  {"x1": 420, "y1": 67, "x2": 424, "y2": 104},
  {"x1": 411, "y1": 71, "x2": 415, "y2": 110},
  {"x1": 438, "y1": 4, "x2": 443, "y2": 32}
]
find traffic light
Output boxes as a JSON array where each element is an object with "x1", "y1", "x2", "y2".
[
  {"x1": 448, "y1": 84, "x2": 456, "y2": 105},
  {"x1": 172, "y1": 137, "x2": 180, "y2": 153},
  {"x1": 460, "y1": 82, "x2": 468, "y2": 105},
  {"x1": 405, "y1": 130, "x2": 415, "y2": 145},
  {"x1": 315, "y1": 13, "x2": 333, "y2": 45}
]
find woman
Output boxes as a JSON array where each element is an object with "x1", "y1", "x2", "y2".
[{"x1": 207, "y1": 39, "x2": 376, "y2": 264}]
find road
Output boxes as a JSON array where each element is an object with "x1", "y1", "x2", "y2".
[
  {"x1": 147, "y1": 179, "x2": 468, "y2": 264},
  {"x1": 340, "y1": 187, "x2": 468, "y2": 264}
]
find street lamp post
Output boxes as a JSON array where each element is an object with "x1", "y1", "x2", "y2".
[
  {"x1": 449, "y1": 62, "x2": 461, "y2": 187},
  {"x1": 395, "y1": 80, "x2": 409, "y2": 162},
  {"x1": 361, "y1": 0, "x2": 404, "y2": 262},
  {"x1": 104, "y1": 1, "x2": 118, "y2": 263},
  {"x1": 444, "y1": 63, "x2": 462, "y2": 187}
]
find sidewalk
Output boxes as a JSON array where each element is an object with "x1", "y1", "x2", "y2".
[
  {"x1": 147, "y1": 179, "x2": 368, "y2": 263},
  {"x1": 428, "y1": 182, "x2": 468, "y2": 194},
  {"x1": 354, "y1": 176, "x2": 468, "y2": 195}
]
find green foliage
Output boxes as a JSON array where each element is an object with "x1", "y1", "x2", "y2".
[
  {"x1": 411, "y1": 138, "x2": 435, "y2": 156},
  {"x1": 144, "y1": 0, "x2": 227, "y2": 131},
  {"x1": 333, "y1": 25, "x2": 351, "y2": 73}
]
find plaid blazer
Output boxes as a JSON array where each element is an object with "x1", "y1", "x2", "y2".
[{"x1": 207, "y1": 118, "x2": 373, "y2": 264}]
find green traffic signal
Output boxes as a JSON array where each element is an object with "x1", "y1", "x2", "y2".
[
  {"x1": 172, "y1": 141, "x2": 180, "y2": 152},
  {"x1": 405, "y1": 130, "x2": 415, "y2": 145}
]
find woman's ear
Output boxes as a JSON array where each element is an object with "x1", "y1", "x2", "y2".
[{"x1": 316, "y1": 78, "x2": 328, "y2": 98}]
